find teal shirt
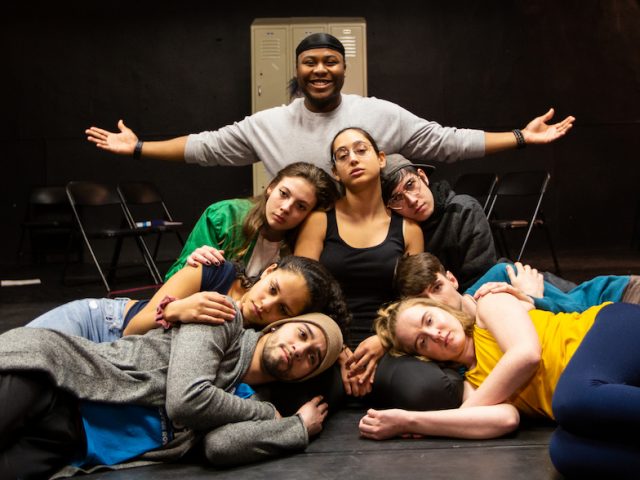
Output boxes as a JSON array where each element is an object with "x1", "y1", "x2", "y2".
[
  {"x1": 466, "y1": 262, "x2": 630, "y2": 313},
  {"x1": 165, "y1": 198, "x2": 256, "y2": 280}
]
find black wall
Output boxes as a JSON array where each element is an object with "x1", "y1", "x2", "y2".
[{"x1": 3, "y1": 1, "x2": 640, "y2": 265}]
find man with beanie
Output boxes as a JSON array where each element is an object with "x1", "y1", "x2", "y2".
[
  {"x1": 0, "y1": 307, "x2": 343, "y2": 478},
  {"x1": 86, "y1": 33, "x2": 575, "y2": 177}
]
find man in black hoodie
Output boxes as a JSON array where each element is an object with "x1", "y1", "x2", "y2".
[
  {"x1": 382, "y1": 154, "x2": 496, "y2": 291},
  {"x1": 381, "y1": 154, "x2": 578, "y2": 293}
]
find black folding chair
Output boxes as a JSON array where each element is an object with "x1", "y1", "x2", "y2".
[
  {"x1": 117, "y1": 181, "x2": 185, "y2": 262},
  {"x1": 452, "y1": 172, "x2": 499, "y2": 214},
  {"x1": 65, "y1": 181, "x2": 163, "y2": 297},
  {"x1": 17, "y1": 186, "x2": 79, "y2": 265},
  {"x1": 486, "y1": 171, "x2": 560, "y2": 273}
]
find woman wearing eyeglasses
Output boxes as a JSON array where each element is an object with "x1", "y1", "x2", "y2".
[
  {"x1": 293, "y1": 127, "x2": 424, "y2": 405},
  {"x1": 380, "y1": 154, "x2": 497, "y2": 292}
]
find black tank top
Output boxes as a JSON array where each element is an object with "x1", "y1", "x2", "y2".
[{"x1": 320, "y1": 209, "x2": 405, "y2": 348}]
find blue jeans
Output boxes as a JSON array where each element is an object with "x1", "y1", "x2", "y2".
[{"x1": 26, "y1": 298, "x2": 129, "y2": 343}]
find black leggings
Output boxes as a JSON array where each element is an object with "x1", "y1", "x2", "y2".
[
  {"x1": 0, "y1": 372, "x2": 84, "y2": 479},
  {"x1": 550, "y1": 303, "x2": 640, "y2": 478}
]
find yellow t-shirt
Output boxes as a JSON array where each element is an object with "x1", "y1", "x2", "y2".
[{"x1": 464, "y1": 303, "x2": 611, "y2": 419}]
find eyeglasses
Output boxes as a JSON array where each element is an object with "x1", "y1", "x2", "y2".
[
  {"x1": 332, "y1": 141, "x2": 373, "y2": 163},
  {"x1": 387, "y1": 175, "x2": 423, "y2": 210}
]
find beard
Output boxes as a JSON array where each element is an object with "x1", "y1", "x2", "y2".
[
  {"x1": 302, "y1": 78, "x2": 344, "y2": 112},
  {"x1": 261, "y1": 339, "x2": 292, "y2": 381}
]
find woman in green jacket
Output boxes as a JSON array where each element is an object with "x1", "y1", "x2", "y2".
[{"x1": 165, "y1": 162, "x2": 338, "y2": 279}]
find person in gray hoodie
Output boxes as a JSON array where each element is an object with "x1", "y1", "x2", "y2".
[
  {"x1": 85, "y1": 34, "x2": 575, "y2": 178},
  {"x1": 0, "y1": 310, "x2": 343, "y2": 478}
]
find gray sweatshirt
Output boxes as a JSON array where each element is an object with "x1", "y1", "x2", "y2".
[
  {"x1": 0, "y1": 316, "x2": 308, "y2": 475},
  {"x1": 185, "y1": 93, "x2": 485, "y2": 176}
]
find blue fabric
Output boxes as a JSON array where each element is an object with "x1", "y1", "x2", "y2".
[
  {"x1": 549, "y1": 303, "x2": 640, "y2": 476},
  {"x1": 72, "y1": 402, "x2": 172, "y2": 468},
  {"x1": 74, "y1": 379, "x2": 254, "y2": 468},
  {"x1": 465, "y1": 262, "x2": 630, "y2": 314},
  {"x1": 234, "y1": 383, "x2": 255, "y2": 399},
  {"x1": 26, "y1": 298, "x2": 129, "y2": 343}
]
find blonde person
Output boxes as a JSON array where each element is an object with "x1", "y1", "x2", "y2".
[
  {"x1": 294, "y1": 127, "x2": 423, "y2": 402},
  {"x1": 165, "y1": 161, "x2": 339, "y2": 279},
  {"x1": 362, "y1": 294, "x2": 640, "y2": 478}
]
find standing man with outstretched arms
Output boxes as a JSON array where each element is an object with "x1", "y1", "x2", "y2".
[{"x1": 86, "y1": 33, "x2": 575, "y2": 176}]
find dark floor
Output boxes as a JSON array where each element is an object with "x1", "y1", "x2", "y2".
[{"x1": 2, "y1": 247, "x2": 640, "y2": 479}]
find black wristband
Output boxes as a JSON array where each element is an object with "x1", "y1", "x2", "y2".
[
  {"x1": 513, "y1": 129, "x2": 526, "y2": 149},
  {"x1": 133, "y1": 140, "x2": 144, "y2": 160}
]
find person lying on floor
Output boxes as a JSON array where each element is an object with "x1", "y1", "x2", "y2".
[
  {"x1": 360, "y1": 252, "x2": 640, "y2": 429},
  {"x1": 0, "y1": 309, "x2": 343, "y2": 478},
  {"x1": 26, "y1": 254, "x2": 350, "y2": 342},
  {"x1": 394, "y1": 252, "x2": 640, "y2": 313},
  {"x1": 361, "y1": 295, "x2": 640, "y2": 478}
]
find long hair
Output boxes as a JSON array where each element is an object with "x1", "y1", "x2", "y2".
[
  {"x1": 236, "y1": 255, "x2": 352, "y2": 336},
  {"x1": 237, "y1": 162, "x2": 339, "y2": 259},
  {"x1": 374, "y1": 297, "x2": 474, "y2": 361}
]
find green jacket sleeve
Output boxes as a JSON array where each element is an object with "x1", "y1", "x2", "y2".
[{"x1": 164, "y1": 198, "x2": 254, "y2": 280}]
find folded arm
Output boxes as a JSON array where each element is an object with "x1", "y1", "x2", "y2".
[
  {"x1": 463, "y1": 292, "x2": 540, "y2": 408},
  {"x1": 123, "y1": 264, "x2": 235, "y2": 336},
  {"x1": 166, "y1": 323, "x2": 276, "y2": 430}
]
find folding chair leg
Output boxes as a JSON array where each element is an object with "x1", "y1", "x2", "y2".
[
  {"x1": 107, "y1": 237, "x2": 124, "y2": 284},
  {"x1": 84, "y1": 237, "x2": 112, "y2": 293},
  {"x1": 152, "y1": 234, "x2": 162, "y2": 261},
  {"x1": 516, "y1": 223, "x2": 537, "y2": 263},
  {"x1": 175, "y1": 231, "x2": 185, "y2": 246},
  {"x1": 133, "y1": 237, "x2": 163, "y2": 285}
]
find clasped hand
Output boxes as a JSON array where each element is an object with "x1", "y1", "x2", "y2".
[
  {"x1": 473, "y1": 262, "x2": 544, "y2": 304},
  {"x1": 339, "y1": 335, "x2": 385, "y2": 397}
]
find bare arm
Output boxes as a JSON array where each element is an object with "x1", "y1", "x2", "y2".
[
  {"x1": 484, "y1": 108, "x2": 575, "y2": 155},
  {"x1": 293, "y1": 211, "x2": 327, "y2": 260},
  {"x1": 123, "y1": 263, "x2": 235, "y2": 335},
  {"x1": 402, "y1": 218, "x2": 424, "y2": 255},
  {"x1": 359, "y1": 401, "x2": 520, "y2": 440},
  {"x1": 462, "y1": 292, "x2": 540, "y2": 408},
  {"x1": 86, "y1": 119, "x2": 187, "y2": 162}
]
